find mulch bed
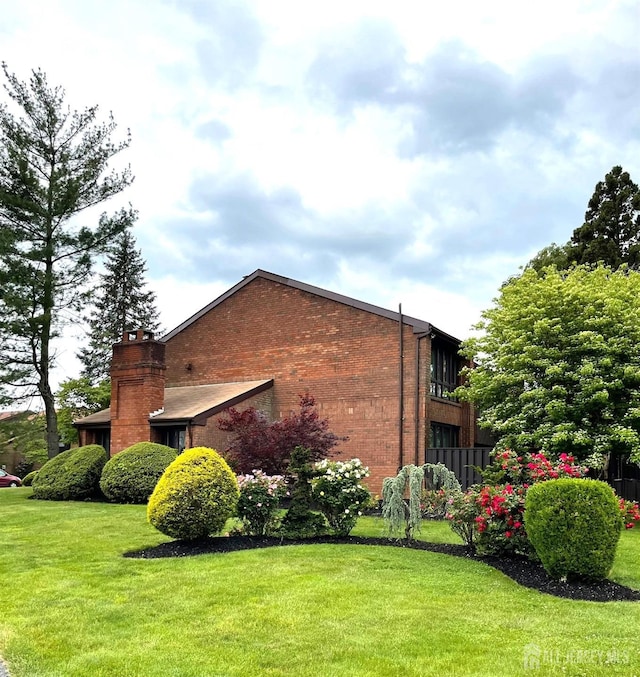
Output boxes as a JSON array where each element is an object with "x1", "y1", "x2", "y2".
[{"x1": 124, "y1": 535, "x2": 640, "y2": 603}]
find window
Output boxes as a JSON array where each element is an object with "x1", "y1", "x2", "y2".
[
  {"x1": 161, "y1": 427, "x2": 186, "y2": 452},
  {"x1": 430, "y1": 343, "x2": 459, "y2": 400},
  {"x1": 96, "y1": 429, "x2": 110, "y2": 454},
  {"x1": 429, "y1": 423, "x2": 459, "y2": 448}
]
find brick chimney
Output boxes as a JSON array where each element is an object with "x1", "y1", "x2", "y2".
[{"x1": 109, "y1": 329, "x2": 166, "y2": 455}]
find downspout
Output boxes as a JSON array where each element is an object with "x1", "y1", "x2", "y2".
[
  {"x1": 398, "y1": 304, "x2": 404, "y2": 471},
  {"x1": 414, "y1": 329, "x2": 431, "y2": 465}
]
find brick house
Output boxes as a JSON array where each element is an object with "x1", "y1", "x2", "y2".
[{"x1": 75, "y1": 269, "x2": 479, "y2": 492}]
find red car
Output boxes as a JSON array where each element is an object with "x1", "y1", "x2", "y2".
[{"x1": 0, "y1": 469, "x2": 22, "y2": 487}]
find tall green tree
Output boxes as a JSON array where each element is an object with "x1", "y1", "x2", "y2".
[
  {"x1": 78, "y1": 229, "x2": 161, "y2": 383},
  {"x1": 456, "y1": 265, "x2": 640, "y2": 472},
  {"x1": 0, "y1": 64, "x2": 134, "y2": 458},
  {"x1": 570, "y1": 166, "x2": 640, "y2": 268},
  {"x1": 56, "y1": 377, "x2": 111, "y2": 446},
  {"x1": 522, "y1": 166, "x2": 640, "y2": 275}
]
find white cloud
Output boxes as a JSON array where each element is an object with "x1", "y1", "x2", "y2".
[{"x1": 1, "y1": 0, "x2": 639, "y2": 395}]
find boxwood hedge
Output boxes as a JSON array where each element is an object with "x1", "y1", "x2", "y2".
[
  {"x1": 32, "y1": 445, "x2": 107, "y2": 501},
  {"x1": 147, "y1": 447, "x2": 239, "y2": 540},
  {"x1": 100, "y1": 442, "x2": 179, "y2": 504},
  {"x1": 22, "y1": 470, "x2": 39, "y2": 486},
  {"x1": 524, "y1": 478, "x2": 623, "y2": 582}
]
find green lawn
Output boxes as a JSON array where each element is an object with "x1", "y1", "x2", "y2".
[{"x1": 2, "y1": 488, "x2": 640, "y2": 676}]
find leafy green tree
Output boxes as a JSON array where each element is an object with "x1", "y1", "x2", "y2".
[
  {"x1": 0, "y1": 411, "x2": 47, "y2": 468},
  {"x1": 0, "y1": 64, "x2": 134, "y2": 458},
  {"x1": 525, "y1": 242, "x2": 573, "y2": 273},
  {"x1": 570, "y1": 166, "x2": 640, "y2": 268},
  {"x1": 456, "y1": 265, "x2": 640, "y2": 472},
  {"x1": 79, "y1": 229, "x2": 161, "y2": 383},
  {"x1": 56, "y1": 377, "x2": 111, "y2": 446}
]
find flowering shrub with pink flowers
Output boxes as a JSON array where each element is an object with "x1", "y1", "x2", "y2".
[
  {"x1": 236, "y1": 470, "x2": 287, "y2": 535},
  {"x1": 420, "y1": 488, "x2": 450, "y2": 519}
]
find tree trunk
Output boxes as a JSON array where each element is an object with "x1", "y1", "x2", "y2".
[
  {"x1": 42, "y1": 223, "x2": 58, "y2": 459},
  {"x1": 43, "y1": 387, "x2": 60, "y2": 459}
]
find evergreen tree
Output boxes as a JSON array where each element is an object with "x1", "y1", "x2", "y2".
[
  {"x1": 570, "y1": 165, "x2": 640, "y2": 268},
  {"x1": 79, "y1": 228, "x2": 161, "y2": 383},
  {"x1": 0, "y1": 65, "x2": 133, "y2": 458},
  {"x1": 521, "y1": 166, "x2": 640, "y2": 276}
]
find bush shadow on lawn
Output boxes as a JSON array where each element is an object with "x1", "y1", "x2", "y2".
[{"x1": 124, "y1": 535, "x2": 640, "y2": 603}]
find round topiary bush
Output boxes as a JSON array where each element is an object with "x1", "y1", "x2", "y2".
[
  {"x1": 524, "y1": 478, "x2": 623, "y2": 582},
  {"x1": 147, "y1": 447, "x2": 239, "y2": 540},
  {"x1": 22, "y1": 470, "x2": 39, "y2": 486},
  {"x1": 32, "y1": 445, "x2": 108, "y2": 501},
  {"x1": 100, "y1": 442, "x2": 179, "y2": 504}
]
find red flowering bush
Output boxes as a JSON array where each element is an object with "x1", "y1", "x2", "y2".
[
  {"x1": 619, "y1": 499, "x2": 640, "y2": 529},
  {"x1": 472, "y1": 484, "x2": 529, "y2": 556},
  {"x1": 488, "y1": 448, "x2": 587, "y2": 486},
  {"x1": 447, "y1": 449, "x2": 588, "y2": 557},
  {"x1": 448, "y1": 448, "x2": 640, "y2": 558}
]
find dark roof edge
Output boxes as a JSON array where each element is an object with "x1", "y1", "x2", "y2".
[
  {"x1": 72, "y1": 419, "x2": 109, "y2": 429},
  {"x1": 161, "y1": 269, "x2": 432, "y2": 341},
  {"x1": 430, "y1": 324, "x2": 464, "y2": 345}
]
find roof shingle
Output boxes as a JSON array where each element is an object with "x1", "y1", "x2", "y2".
[{"x1": 74, "y1": 380, "x2": 273, "y2": 427}]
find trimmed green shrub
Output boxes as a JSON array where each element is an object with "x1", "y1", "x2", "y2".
[
  {"x1": 525, "y1": 478, "x2": 623, "y2": 582},
  {"x1": 100, "y1": 442, "x2": 179, "y2": 504},
  {"x1": 22, "y1": 470, "x2": 38, "y2": 486},
  {"x1": 147, "y1": 447, "x2": 239, "y2": 540},
  {"x1": 277, "y1": 446, "x2": 328, "y2": 539},
  {"x1": 32, "y1": 445, "x2": 107, "y2": 501}
]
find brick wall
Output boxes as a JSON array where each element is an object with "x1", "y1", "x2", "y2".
[
  {"x1": 164, "y1": 277, "x2": 472, "y2": 492},
  {"x1": 191, "y1": 388, "x2": 274, "y2": 453},
  {"x1": 109, "y1": 331, "x2": 166, "y2": 455}
]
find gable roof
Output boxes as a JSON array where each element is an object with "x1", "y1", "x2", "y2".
[
  {"x1": 74, "y1": 380, "x2": 273, "y2": 428},
  {"x1": 162, "y1": 269, "x2": 435, "y2": 342}
]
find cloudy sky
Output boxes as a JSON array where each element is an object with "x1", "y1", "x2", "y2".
[{"x1": 2, "y1": 0, "x2": 639, "y2": 384}]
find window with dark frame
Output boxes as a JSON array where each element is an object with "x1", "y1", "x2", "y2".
[
  {"x1": 429, "y1": 422, "x2": 460, "y2": 448},
  {"x1": 161, "y1": 427, "x2": 186, "y2": 452},
  {"x1": 430, "y1": 343, "x2": 459, "y2": 400},
  {"x1": 96, "y1": 429, "x2": 110, "y2": 454}
]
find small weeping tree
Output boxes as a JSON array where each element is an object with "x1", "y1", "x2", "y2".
[{"x1": 382, "y1": 463, "x2": 461, "y2": 541}]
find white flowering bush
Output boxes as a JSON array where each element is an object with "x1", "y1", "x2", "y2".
[
  {"x1": 236, "y1": 470, "x2": 287, "y2": 535},
  {"x1": 311, "y1": 458, "x2": 371, "y2": 536}
]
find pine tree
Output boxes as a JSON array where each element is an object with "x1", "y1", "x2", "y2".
[
  {"x1": 79, "y1": 229, "x2": 161, "y2": 383},
  {"x1": 570, "y1": 165, "x2": 640, "y2": 268},
  {"x1": 0, "y1": 65, "x2": 133, "y2": 458},
  {"x1": 521, "y1": 166, "x2": 640, "y2": 277}
]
